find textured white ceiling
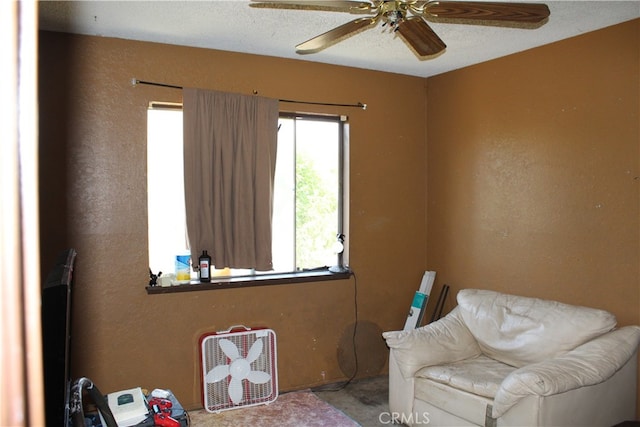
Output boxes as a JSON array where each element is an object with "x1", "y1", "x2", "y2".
[{"x1": 39, "y1": 1, "x2": 640, "y2": 77}]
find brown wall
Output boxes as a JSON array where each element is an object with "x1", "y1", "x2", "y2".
[
  {"x1": 425, "y1": 19, "x2": 640, "y2": 413},
  {"x1": 38, "y1": 32, "x2": 428, "y2": 409}
]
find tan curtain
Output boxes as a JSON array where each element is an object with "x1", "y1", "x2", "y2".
[{"x1": 183, "y1": 88, "x2": 278, "y2": 271}]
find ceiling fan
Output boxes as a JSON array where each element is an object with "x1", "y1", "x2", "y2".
[{"x1": 250, "y1": 0, "x2": 550, "y2": 58}]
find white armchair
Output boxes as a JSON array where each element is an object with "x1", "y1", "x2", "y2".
[{"x1": 383, "y1": 289, "x2": 640, "y2": 427}]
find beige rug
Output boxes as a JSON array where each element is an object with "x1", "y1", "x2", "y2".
[{"x1": 188, "y1": 390, "x2": 360, "y2": 426}]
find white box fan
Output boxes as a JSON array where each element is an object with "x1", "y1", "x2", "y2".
[{"x1": 200, "y1": 326, "x2": 278, "y2": 412}]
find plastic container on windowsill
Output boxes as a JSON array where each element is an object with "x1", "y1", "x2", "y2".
[
  {"x1": 158, "y1": 273, "x2": 175, "y2": 287},
  {"x1": 175, "y1": 251, "x2": 191, "y2": 284}
]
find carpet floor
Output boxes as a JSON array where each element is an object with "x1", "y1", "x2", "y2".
[{"x1": 188, "y1": 389, "x2": 360, "y2": 426}]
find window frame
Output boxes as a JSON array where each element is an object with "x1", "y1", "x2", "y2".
[{"x1": 146, "y1": 108, "x2": 351, "y2": 293}]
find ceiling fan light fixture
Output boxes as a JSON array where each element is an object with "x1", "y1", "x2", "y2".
[{"x1": 381, "y1": 10, "x2": 405, "y2": 28}]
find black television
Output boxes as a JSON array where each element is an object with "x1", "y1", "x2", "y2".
[{"x1": 41, "y1": 248, "x2": 77, "y2": 427}]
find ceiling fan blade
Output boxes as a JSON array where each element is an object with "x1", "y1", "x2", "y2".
[
  {"x1": 296, "y1": 17, "x2": 377, "y2": 54},
  {"x1": 397, "y1": 17, "x2": 446, "y2": 57},
  {"x1": 250, "y1": 0, "x2": 373, "y2": 12},
  {"x1": 425, "y1": 1, "x2": 550, "y2": 24}
]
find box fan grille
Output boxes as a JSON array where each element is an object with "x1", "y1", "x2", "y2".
[{"x1": 200, "y1": 326, "x2": 277, "y2": 412}]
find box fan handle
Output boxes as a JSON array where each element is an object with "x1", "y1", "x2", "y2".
[{"x1": 218, "y1": 325, "x2": 251, "y2": 334}]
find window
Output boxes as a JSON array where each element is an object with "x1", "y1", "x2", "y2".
[
  {"x1": 147, "y1": 107, "x2": 348, "y2": 280},
  {"x1": 147, "y1": 107, "x2": 187, "y2": 277}
]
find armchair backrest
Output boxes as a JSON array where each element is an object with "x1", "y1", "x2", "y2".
[{"x1": 457, "y1": 289, "x2": 617, "y2": 367}]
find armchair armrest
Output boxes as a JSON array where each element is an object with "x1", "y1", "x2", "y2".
[
  {"x1": 383, "y1": 307, "x2": 482, "y2": 378},
  {"x1": 493, "y1": 325, "x2": 640, "y2": 418}
]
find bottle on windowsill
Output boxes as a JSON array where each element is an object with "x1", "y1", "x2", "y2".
[{"x1": 199, "y1": 250, "x2": 211, "y2": 283}]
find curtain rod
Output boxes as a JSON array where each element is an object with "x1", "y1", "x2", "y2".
[{"x1": 132, "y1": 78, "x2": 367, "y2": 110}]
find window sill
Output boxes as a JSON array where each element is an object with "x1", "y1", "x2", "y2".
[{"x1": 145, "y1": 268, "x2": 352, "y2": 294}]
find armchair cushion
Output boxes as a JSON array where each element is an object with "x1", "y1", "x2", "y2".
[
  {"x1": 416, "y1": 354, "x2": 515, "y2": 398},
  {"x1": 457, "y1": 289, "x2": 617, "y2": 367}
]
